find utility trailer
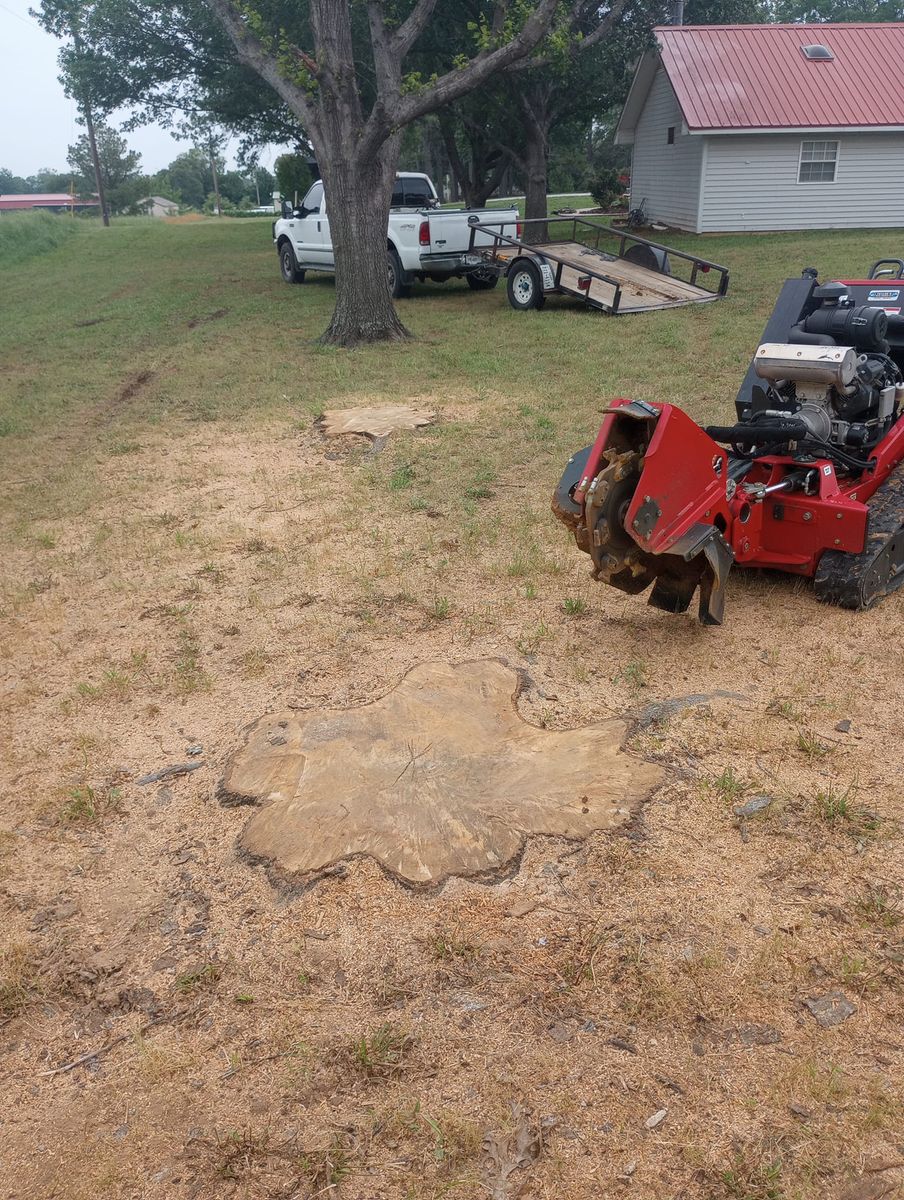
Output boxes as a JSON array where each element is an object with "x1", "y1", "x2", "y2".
[{"x1": 467, "y1": 216, "x2": 729, "y2": 314}]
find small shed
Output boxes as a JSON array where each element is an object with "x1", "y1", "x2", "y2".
[
  {"x1": 616, "y1": 23, "x2": 904, "y2": 233},
  {"x1": 136, "y1": 195, "x2": 180, "y2": 218}
]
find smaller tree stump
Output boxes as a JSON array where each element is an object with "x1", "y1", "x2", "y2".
[{"x1": 220, "y1": 660, "x2": 663, "y2": 886}]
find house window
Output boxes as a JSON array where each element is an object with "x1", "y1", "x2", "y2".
[
  {"x1": 798, "y1": 140, "x2": 838, "y2": 183},
  {"x1": 667, "y1": 126, "x2": 675, "y2": 145}
]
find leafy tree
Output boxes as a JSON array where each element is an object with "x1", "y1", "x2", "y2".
[
  {"x1": 27, "y1": 168, "x2": 75, "y2": 192},
  {"x1": 218, "y1": 169, "x2": 251, "y2": 205},
  {"x1": 251, "y1": 164, "x2": 275, "y2": 205},
  {"x1": 36, "y1": 0, "x2": 573, "y2": 346},
  {"x1": 161, "y1": 148, "x2": 223, "y2": 208},
  {"x1": 420, "y1": 0, "x2": 655, "y2": 235},
  {"x1": 0, "y1": 169, "x2": 31, "y2": 194},
  {"x1": 772, "y1": 0, "x2": 902, "y2": 17},
  {"x1": 68, "y1": 123, "x2": 143, "y2": 211},
  {"x1": 274, "y1": 153, "x2": 313, "y2": 204},
  {"x1": 589, "y1": 166, "x2": 620, "y2": 208}
]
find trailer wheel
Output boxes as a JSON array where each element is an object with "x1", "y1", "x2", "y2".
[
  {"x1": 507, "y1": 261, "x2": 545, "y2": 311},
  {"x1": 278, "y1": 241, "x2": 305, "y2": 284},
  {"x1": 466, "y1": 269, "x2": 498, "y2": 291},
  {"x1": 387, "y1": 248, "x2": 411, "y2": 299}
]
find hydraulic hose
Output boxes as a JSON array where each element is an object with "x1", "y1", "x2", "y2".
[{"x1": 705, "y1": 421, "x2": 809, "y2": 445}]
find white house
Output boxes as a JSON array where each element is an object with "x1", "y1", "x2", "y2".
[
  {"x1": 136, "y1": 195, "x2": 179, "y2": 218},
  {"x1": 616, "y1": 23, "x2": 904, "y2": 233}
]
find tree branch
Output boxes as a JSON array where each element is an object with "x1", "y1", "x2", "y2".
[
  {"x1": 204, "y1": 0, "x2": 319, "y2": 135},
  {"x1": 437, "y1": 109, "x2": 469, "y2": 194},
  {"x1": 367, "y1": 1, "x2": 399, "y2": 92},
  {"x1": 389, "y1": 0, "x2": 560, "y2": 130},
  {"x1": 461, "y1": 113, "x2": 526, "y2": 174},
  {"x1": 391, "y1": 0, "x2": 440, "y2": 58},
  {"x1": 508, "y1": 0, "x2": 634, "y2": 72}
]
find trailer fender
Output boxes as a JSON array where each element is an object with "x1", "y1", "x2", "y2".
[{"x1": 507, "y1": 254, "x2": 556, "y2": 291}]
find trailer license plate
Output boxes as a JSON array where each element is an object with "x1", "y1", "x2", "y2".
[{"x1": 540, "y1": 263, "x2": 555, "y2": 289}]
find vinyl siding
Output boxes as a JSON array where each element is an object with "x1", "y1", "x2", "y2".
[
  {"x1": 628, "y1": 67, "x2": 703, "y2": 232},
  {"x1": 699, "y1": 132, "x2": 904, "y2": 231}
]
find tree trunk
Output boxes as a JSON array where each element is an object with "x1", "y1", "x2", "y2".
[
  {"x1": 84, "y1": 103, "x2": 110, "y2": 227},
  {"x1": 513, "y1": 86, "x2": 549, "y2": 243},
  {"x1": 316, "y1": 137, "x2": 410, "y2": 347},
  {"x1": 522, "y1": 128, "x2": 549, "y2": 243}
]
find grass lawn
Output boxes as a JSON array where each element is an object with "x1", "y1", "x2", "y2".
[{"x1": 1, "y1": 213, "x2": 903, "y2": 1200}]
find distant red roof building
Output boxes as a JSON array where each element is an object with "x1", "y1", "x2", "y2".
[
  {"x1": 653, "y1": 23, "x2": 904, "y2": 132},
  {"x1": 0, "y1": 193, "x2": 99, "y2": 211}
]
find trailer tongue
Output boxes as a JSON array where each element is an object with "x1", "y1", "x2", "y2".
[{"x1": 552, "y1": 265, "x2": 904, "y2": 624}]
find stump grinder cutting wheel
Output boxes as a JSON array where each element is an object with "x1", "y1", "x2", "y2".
[{"x1": 553, "y1": 265, "x2": 904, "y2": 624}]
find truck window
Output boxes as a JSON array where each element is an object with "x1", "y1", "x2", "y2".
[
  {"x1": 403, "y1": 180, "x2": 433, "y2": 206},
  {"x1": 390, "y1": 178, "x2": 433, "y2": 207},
  {"x1": 302, "y1": 181, "x2": 323, "y2": 213}
]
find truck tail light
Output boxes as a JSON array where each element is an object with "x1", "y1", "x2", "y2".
[
  {"x1": 516, "y1": 221, "x2": 523, "y2": 238},
  {"x1": 418, "y1": 220, "x2": 430, "y2": 246}
]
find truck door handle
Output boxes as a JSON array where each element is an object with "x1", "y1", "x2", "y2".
[{"x1": 317, "y1": 221, "x2": 321, "y2": 232}]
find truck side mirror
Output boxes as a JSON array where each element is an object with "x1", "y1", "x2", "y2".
[{"x1": 281, "y1": 199, "x2": 293, "y2": 218}]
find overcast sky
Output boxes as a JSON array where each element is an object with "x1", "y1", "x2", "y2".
[{"x1": 0, "y1": 0, "x2": 284, "y2": 178}]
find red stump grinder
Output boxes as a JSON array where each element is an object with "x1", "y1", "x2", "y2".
[{"x1": 552, "y1": 264, "x2": 904, "y2": 624}]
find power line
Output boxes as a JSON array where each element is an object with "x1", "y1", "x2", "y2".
[{"x1": 0, "y1": 1, "x2": 45, "y2": 30}]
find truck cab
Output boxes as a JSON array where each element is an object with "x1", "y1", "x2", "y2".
[{"x1": 272, "y1": 172, "x2": 518, "y2": 297}]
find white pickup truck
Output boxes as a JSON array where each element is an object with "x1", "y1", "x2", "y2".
[{"x1": 272, "y1": 172, "x2": 519, "y2": 297}]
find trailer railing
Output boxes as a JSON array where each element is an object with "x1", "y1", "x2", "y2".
[{"x1": 467, "y1": 215, "x2": 730, "y2": 310}]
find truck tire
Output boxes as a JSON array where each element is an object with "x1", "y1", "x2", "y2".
[
  {"x1": 466, "y1": 269, "x2": 498, "y2": 291},
  {"x1": 278, "y1": 241, "x2": 305, "y2": 284},
  {"x1": 507, "y1": 260, "x2": 545, "y2": 311},
  {"x1": 387, "y1": 248, "x2": 411, "y2": 299}
]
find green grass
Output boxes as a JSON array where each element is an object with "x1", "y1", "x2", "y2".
[
  {"x1": 0, "y1": 210, "x2": 78, "y2": 268},
  {"x1": 1, "y1": 214, "x2": 901, "y2": 446},
  {"x1": 2, "y1": 214, "x2": 903, "y2": 541}
]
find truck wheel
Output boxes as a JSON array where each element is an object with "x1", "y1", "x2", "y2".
[
  {"x1": 279, "y1": 242, "x2": 305, "y2": 284},
  {"x1": 507, "y1": 261, "x2": 545, "y2": 310},
  {"x1": 387, "y1": 248, "x2": 411, "y2": 299},
  {"x1": 466, "y1": 269, "x2": 498, "y2": 291}
]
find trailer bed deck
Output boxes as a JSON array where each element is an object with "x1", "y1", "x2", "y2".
[
  {"x1": 468, "y1": 217, "x2": 729, "y2": 315},
  {"x1": 528, "y1": 241, "x2": 718, "y2": 311}
]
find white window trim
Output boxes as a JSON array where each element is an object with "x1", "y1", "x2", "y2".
[{"x1": 797, "y1": 138, "x2": 839, "y2": 184}]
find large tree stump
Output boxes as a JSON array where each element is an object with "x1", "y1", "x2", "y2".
[{"x1": 220, "y1": 660, "x2": 663, "y2": 887}]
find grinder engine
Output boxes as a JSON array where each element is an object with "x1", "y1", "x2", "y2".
[{"x1": 738, "y1": 284, "x2": 902, "y2": 459}]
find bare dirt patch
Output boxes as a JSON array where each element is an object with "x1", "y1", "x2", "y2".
[
  {"x1": 116, "y1": 368, "x2": 157, "y2": 405},
  {"x1": 1, "y1": 420, "x2": 903, "y2": 1200}
]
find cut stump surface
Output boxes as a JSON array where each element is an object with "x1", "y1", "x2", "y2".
[
  {"x1": 220, "y1": 660, "x2": 663, "y2": 886},
  {"x1": 319, "y1": 405, "x2": 434, "y2": 439}
]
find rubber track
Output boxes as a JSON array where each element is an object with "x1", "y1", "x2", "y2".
[{"x1": 813, "y1": 461, "x2": 904, "y2": 609}]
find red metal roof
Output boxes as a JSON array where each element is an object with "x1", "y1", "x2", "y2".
[
  {"x1": 656, "y1": 23, "x2": 904, "y2": 131},
  {"x1": 0, "y1": 193, "x2": 97, "y2": 209}
]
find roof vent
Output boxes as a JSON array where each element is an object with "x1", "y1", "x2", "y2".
[{"x1": 801, "y1": 44, "x2": 834, "y2": 61}]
